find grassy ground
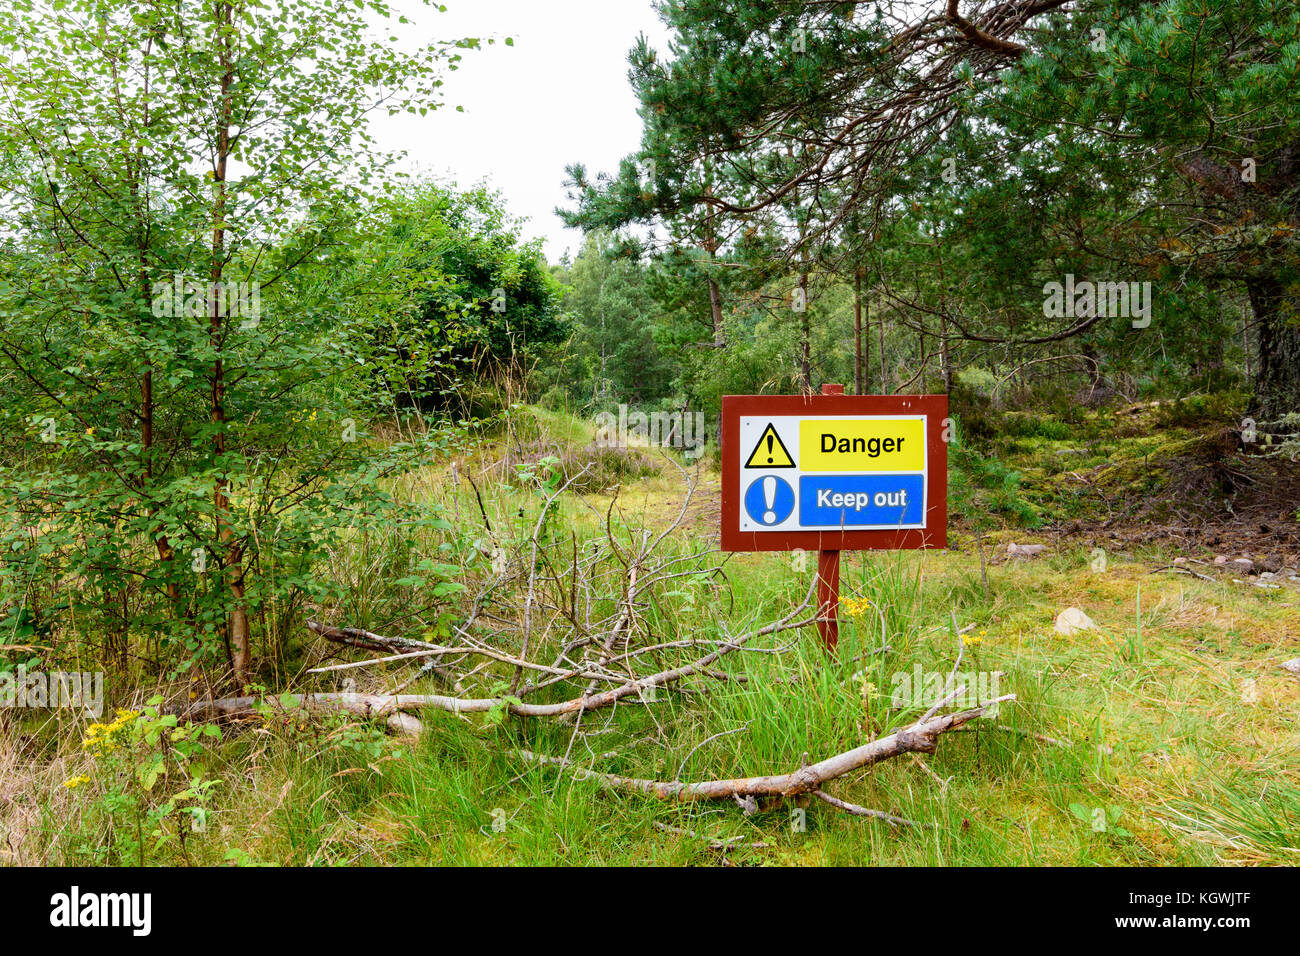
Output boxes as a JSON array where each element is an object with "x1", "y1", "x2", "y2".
[{"x1": 4, "y1": 405, "x2": 1298, "y2": 866}]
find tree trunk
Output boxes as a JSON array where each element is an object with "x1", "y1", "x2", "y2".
[
  {"x1": 707, "y1": 276, "x2": 725, "y2": 347},
  {"x1": 1248, "y1": 276, "x2": 1300, "y2": 420},
  {"x1": 703, "y1": 194, "x2": 725, "y2": 347},
  {"x1": 131, "y1": 38, "x2": 178, "y2": 614},
  {"x1": 798, "y1": 271, "x2": 811, "y2": 392},
  {"x1": 854, "y1": 268, "x2": 866, "y2": 394},
  {"x1": 916, "y1": 312, "x2": 926, "y2": 389},
  {"x1": 935, "y1": 256, "x2": 951, "y2": 393},
  {"x1": 878, "y1": 311, "x2": 888, "y2": 395},
  {"x1": 211, "y1": 0, "x2": 251, "y2": 687},
  {"x1": 939, "y1": 311, "x2": 952, "y2": 393}
]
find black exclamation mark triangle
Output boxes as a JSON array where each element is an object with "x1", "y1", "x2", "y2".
[{"x1": 744, "y1": 423, "x2": 795, "y2": 468}]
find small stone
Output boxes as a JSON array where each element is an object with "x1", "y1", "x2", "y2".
[
  {"x1": 1281, "y1": 659, "x2": 1300, "y2": 677},
  {"x1": 1007, "y1": 543, "x2": 1047, "y2": 558},
  {"x1": 1213, "y1": 555, "x2": 1228, "y2": 565},
  {"x1": 1173, "y1": 557, "x2": 1188, "y2": 565},
  {"x1": 1231, "y1": 557, "x2": 1256, "y2": 574},
  {"x1": 1055, "y1": 607, "x2": 1096, "y2": 636}
]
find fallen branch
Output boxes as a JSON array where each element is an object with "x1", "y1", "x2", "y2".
[
  {"x1": 169, "y1": 603, "x2": 817, "y2": 737},
  {"x1": 516, "y1": 694, "x2": 1015, "y2": 802},
  {"x1": 172, "y1": 692, "x2": 423, "y2": 737},
  {"x1": 306, "y1": 620, "x2": 437, "y2": 654},
  {"x1": 307, "y1": 631, "x2": 618, "y2": 684},
  {"x1": 285, "y1": 577, "x2": 818, "y2": 722},
  {"x1": 307, "y1": 619, "x2": 456, "y2": 683},
  {"x1": 306, "y1": 649, "x2": 435, "y2": 674}
]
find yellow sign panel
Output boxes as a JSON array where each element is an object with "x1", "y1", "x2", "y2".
[
  {"x1": 798, "y1": 418, "x2": 925, "y2": 472},
  {"x1": 744, "y1": 423, "x2": 796, "y2": 468}
]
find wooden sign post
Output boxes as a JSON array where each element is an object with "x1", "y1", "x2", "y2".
[
  {"x1": 720, "y1": 388, "x2": 948, "y2": 651},
  {"x1": 816, "y1": 384, "x2": 844, "y2": 648}
]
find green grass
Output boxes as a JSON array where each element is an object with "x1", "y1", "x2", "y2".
[{"x1": 5, "y1": 405, "x2": 1298, "y2": 867}]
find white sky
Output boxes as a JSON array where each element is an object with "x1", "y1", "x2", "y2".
[{"x1": 372, "y1": 0, "x2": 674, "y2": 263}]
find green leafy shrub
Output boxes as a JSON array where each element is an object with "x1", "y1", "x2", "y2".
[
  {"x1": 950, "y1": 446, "x2": 1041, "y2": 528},
  {"x1": 63, "y1": 697, "x2": 221, "y2": 866}
]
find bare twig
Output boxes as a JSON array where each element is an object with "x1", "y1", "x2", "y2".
[
  {"x1": 1150, "y1": 564, "x2": 1216, "y2": 583},
  {"x1": 675, "y1": 723, "x2": 751, "y2": 782},
  {"x1": 812, "y1": 789, "x2": 933, "y2": 828},
  {"x1": 653, "y1": 821, "x2": 770, "y2": 850}
]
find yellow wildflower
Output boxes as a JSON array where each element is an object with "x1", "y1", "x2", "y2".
[
  {"x1": 62, "y1": 774, "x2": 91, "y2": 789},
  {"x1": 839, "y1": 596, "x2": 872, "y2": 618},
  {"x1": 81, "y1": 709, "x2": 137, "y2": 755}
]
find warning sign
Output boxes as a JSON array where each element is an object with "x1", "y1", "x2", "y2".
[
  {"x1": 799, "y1": 418, "x2": 924, "y2": 472},
  {"x1": 744, "y1": 423, "x2": 796, "y2": 468},
  {"x1": 720, "y1": 394, "x2": 947, "y2": 552}
]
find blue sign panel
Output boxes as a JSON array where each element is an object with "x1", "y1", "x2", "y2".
[
  {"x1": 743, "y1": 475, "x2": 795, "y2": 526},
  {"x1": 798, "y1": 474, "x2": 924, "y2": 527}
]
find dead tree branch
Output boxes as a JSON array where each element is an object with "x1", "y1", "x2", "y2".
[{"x1": 515, "y1": 694, "x2": 1015, "y2": 802}]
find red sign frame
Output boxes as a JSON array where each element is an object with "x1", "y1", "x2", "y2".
[{"x1": 720, "y1": 393, "x2": 948, "y2": 553}]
